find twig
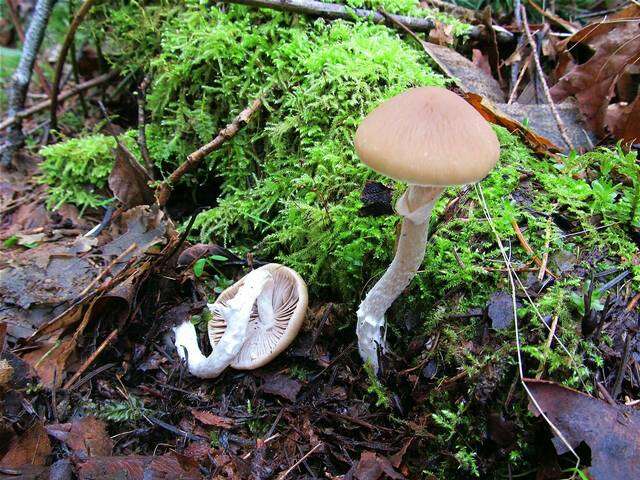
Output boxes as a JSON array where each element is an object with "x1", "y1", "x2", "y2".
[
  {"x1": 526, "y1": 0, "x2": 578, "y2": 33},
  {"x1": 510, "y1": 219, "x2": 555, "y2": 278},
  {"x1": 0, "y1": 72, "x2": 116, "y2": 131},
  {"x1": 277, "y1": 443, "x2": 323, "y2": 480},
  {"x1": 597, "y1": 381, "x2": 616, "y2": 406},
  {"x1": 136, "y1": 76, "x2": 153, "y2": 178},
  {"x1": 521, "y1": 6, "x2": 574, "y2": 152},
  {"x1": 155, "y1": 97, "x2": 263, "y2": 207},
  {"x1": 625, "y1": 291, "x2": 640, "y2": 312},
  {"x1": 5, "y1": 0, "x2": 51, "y2": 96},
  {"x1": 1, "y1": 0, "x2": 56, "y2": 167},
  {"x1": 225, "y1": 0, "x2": 514, "y2": 42},
  {"x1": 78, "y1": 243, "x2": 138, "y2": 297},
  {"x1": 50, "y1": 0, "x2": 101, "y2": 131},
  {"x1": 508, "y1": 52, "x2": 532, "y2": 104},
  {"x1": 538, "y1": 217, "x2": 552, "y2": 281},
  {"x1": 63, "y1": 328, "x2": 118, "y2": 390},
  {"x1": 613, "y1": 330, "x2": 635, "y2": 399},
  {"x1": 68, "y1": 0, "x2": 89, "y2": 118},
  {"x1": 223, "y1": 0, "x2": 435, "y2": 31}
]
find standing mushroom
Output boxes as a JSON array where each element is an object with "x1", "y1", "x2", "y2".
[
  {"x1": 354, "y1": 87, "x2": 500, "y2": 372},
  {"x1": 174, "y1": 263, "x2": 307, "y2": 378}
]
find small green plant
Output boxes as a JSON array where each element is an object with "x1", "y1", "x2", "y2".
[
  {"x1": 99, "y1": 395, "x2": 149, "y2": 423},
  {"x1": 289, "y1": 364, "x2": 310, "y2": 381},
  {"x1": 454, "y1": 446, "x2": 480, "y2": 477},
  {"x1": 364, "y1": 362, "x2": 390, "y2": 408}
]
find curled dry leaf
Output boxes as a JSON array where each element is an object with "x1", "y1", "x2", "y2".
[
  {"x1": 46, "y1": 416, "x2": 113, "y2": 458},
  {"x1": 550, "y1": 5, "x2": 640, "y2": 142},
  {"x1": 525, "y1": 378, "x2": 640, "y2": 479},
  {"x1": 108, "y1": 143, "x2": 154, "y2": 208}
]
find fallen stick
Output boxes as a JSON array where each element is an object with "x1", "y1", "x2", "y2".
[
  {"x1": 2, "y1": 0, "x2": 55, "y2": 167},
  {"x1": 521, "y1": 6, "x2": 574, "y2": 152},
  {"x1": 63, "y1": 328, "x2": 118, "y2": 390},
  {"x1": 5, "y1": 0, "x2": 51, "y2": 96},
  {"x1": 224, "y1": 0, "x2": 514, "y2": 42},
  {"x1": 0, "y1": 72, "x2": 116, "y2": 131},
  {"x1": 49, "y1": 0, "x2": 101, "y2": 131},
  {"x1": 155, "y1": 97, "x2": 263, "y2": 207},
  {"x1": 223, "y1": 0, "x2": 435, "y2": 31}
]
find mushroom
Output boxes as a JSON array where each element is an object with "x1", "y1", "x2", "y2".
[
  {"x1": 354, "y1": 87, "x2": 500, "y2": 372},
  {"x1": 173, "y1": 263, "x2": 308, "y2": 378},
  {"x1": 209, "y1": 263, "x2": 308, "y2": 370}
]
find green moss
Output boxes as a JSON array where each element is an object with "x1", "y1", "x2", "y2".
[{"x1": 39, "y1": 131, "x2": 139, "y2": 211}]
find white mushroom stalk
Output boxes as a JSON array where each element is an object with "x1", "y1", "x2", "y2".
[
  {"x1": 356, "y1": 185, "x2": 442, "y2": 372},
  {"x1": 173, "y1": 268, "x2": 273, "y2": 378}
]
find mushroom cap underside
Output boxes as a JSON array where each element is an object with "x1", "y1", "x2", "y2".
[{"x1": 208, "y1": 263, "x2": 308, "y2": 370}]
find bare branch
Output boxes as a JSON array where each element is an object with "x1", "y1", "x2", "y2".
[
  {"x1": 155, "y1": 97, "x2": 263, "y2": 207},
  {"x1": 1, "y1": 0, "x2": 55, "y2": 167}
]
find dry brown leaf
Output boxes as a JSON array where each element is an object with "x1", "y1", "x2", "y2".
[
  {"x1": 191, "y1": 410, "x2": 235, "y2": 429},
  {"x1": 108, "y1": 143, "x2": 154, "y2": 208},
  {"x1": 550, "y1": 5, "x2": 640, "y2": 140},
  {"x1": 46, "y1": 416, "x2": 113, "y2": 458},
  {"x1": 525, "y1": 378, "x2": 640, "y2": 479},
  {"x1": 76, "y1": 453, "x2": 201, "y2": 480},
  {"x1": 0, "y1": 421, "x2": 51, "y2": 468}
]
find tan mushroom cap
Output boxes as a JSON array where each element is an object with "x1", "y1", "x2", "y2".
[
  {"x1": 208, "y1": 263, "x2": 308, "y2": 370},
  {"x1": 354, "y1": 87, "x2": 500, "y2": 186}
]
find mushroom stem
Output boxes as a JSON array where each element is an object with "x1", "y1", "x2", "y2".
[
  {"x1": 174, "y1": 268, "x2": 273, "y2": 378},
  {"x1": 356, "y1": 184, "x2": 443, "y2": 372}
]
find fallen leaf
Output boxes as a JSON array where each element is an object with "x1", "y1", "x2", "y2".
[
  {"x1": 525, "y1": 378, "x2": 640, "y2": 479},
  {"x1": 355, "y1": 451, "x2": 405, "y2": 480},
  {"x1": 0, "y1": 421, "x2": 51, "y2": 468},
  {"x1": 46, "y1": 417, "x2": 113, "y2": 458},
  {"x1": 108, "y1": 143, "x2": 154, "y2": 208},
  {"x1": 261, "y1": 374, "x2": 302, "y2": 402},
  {"x1": 191, "y1": 410, "x2": 235, "y2": 429},
  {"x1": 551, "y1": 5, "x2": 640, "y2": 140},
  {"x1": 487, "y1": 291, "x2": 519, "y2": 329},
  {"x1": 76, "y1": 453, "x2": 201, "y2": 480}
]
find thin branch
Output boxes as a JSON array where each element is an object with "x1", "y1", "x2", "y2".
[
  {"x1": 5, "y1": 0, "x2": 51, "y2": 95},
  {"x1": 222, "y1": 0, "x2": 435, "y2": 31},
  {"x1": 50, "y1": 0, "x2": 101, "y2": 131},
  {"x1": 155, "y1": 97, "x2": 263, "y2": 207},
  {"x1": 1, "y1": 0, "x2": 56, "y2": 167},
  {"x1": 223, "y1": 0, "x2": 513, "y2": 42},
  {"x1": 0, "y1": 72, "x2": 116, "y2": 131},
  {"x1": 63, "y1": 328, "x2": 118, "y2": 390},
  {"x1": 521, "y1": 6, "x2": 575, "y2": 151}
]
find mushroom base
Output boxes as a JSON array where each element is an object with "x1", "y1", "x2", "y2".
[
  {"x1": 173, "y1": 268, "x2": 272, "y2": 378},
  {"x1": 356, "y1": 184, "x2": 443, "y2": 372}
]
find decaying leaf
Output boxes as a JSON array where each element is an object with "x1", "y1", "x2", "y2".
[
  {"x1": 355, "y1": 451, "x2": 405, "y2": 480},
  {"x1": 108, "y1": 143, "x2": 155, "y2": 208},
  {"x1": 551, "y1": 5, "x2": 640, "y2": 142},
  {"x1": 525, "y1": 378, "x2": 640, "y2": 479},
  {"x1": 191, "y1": 410, "x2": 235, "y2": 429},
  {"x1": 0, "y1": 421, "x2": 51, "y2": 468},
  {"x1": 76, "y1": 453, "x2": 201, "y2": 480},
  {"x1": 261, "y1": 373, "x2": 302, "y2": 402},
  {"x1": 46, "y1": 416, "x2": 113, "y2": 458}
]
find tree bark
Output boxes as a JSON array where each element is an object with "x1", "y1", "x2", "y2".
[{"x1": 2, "y1": 0, "x2": 56, "y2": 167}]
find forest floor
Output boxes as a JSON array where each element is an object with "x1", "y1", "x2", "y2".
[{"x1": 1, "y1": 0, "x2": 640, "y2": 479}]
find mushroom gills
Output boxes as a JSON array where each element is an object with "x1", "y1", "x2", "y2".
[{"x1": 173, "y1": 268, "x2": 273, "y2": 378}]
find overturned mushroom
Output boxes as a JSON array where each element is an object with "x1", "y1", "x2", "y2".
[
  {"x1": 209, "y1": 263, "x2": 308, "y2": 370},
  {"x1": 174, "y1": 263, "x2": 307, "y2": 378},
  {"x1": 354, "y1": 87, "x2": 500, "y2": 372}
]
